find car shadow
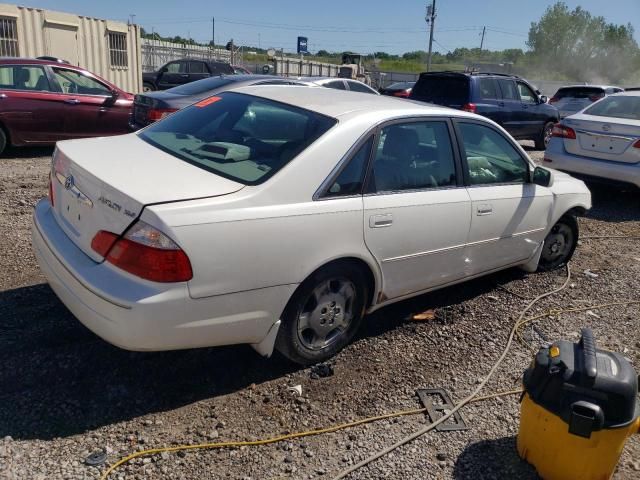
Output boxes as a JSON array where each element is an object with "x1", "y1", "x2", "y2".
[
  {"x1": 584, "y1": 183, "x2": 640, "y2": 222},
  {"x1": 0, "y1": 268, "x2": 527, "y2": 441},
  {"x1": 452, "y1": 436, "x2": 539, "y2": 479},
  {"x1": 1, "y1": 145, "x2": 55, "y2": 159}
]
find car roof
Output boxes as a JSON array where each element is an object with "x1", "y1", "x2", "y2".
[
  {"x1": 231, "y1": 85, "x2": 473, "y2": 119},
  {"x1": 0, "y1": 57, "x2": 77, "y2": 66},
  {"x1": 557, "y1": 85, "x2": 620, "y2": 90}
]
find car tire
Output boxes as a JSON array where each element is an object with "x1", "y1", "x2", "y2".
[
  {"x1": 535, "y1": 121, "x2": 555, "y2": 150},
  {"x1": 0, "y1": 128, "x2": 6, "y2": 156},
  {"x1": 143, "y1": 82, "x2": 154, "y2": 92},
  {"x1": 537, "y1": 214, "x2": 578, "y2": 272},
  {"x1": 275, "y1": 263, "x2": 368, "y2": 366}
]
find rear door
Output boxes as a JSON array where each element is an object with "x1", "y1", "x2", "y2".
[
  {"x1": 0, "y1": 64, "x2": 67, "y2": 143},
  {"x1": 157, "y1": 61, "x2": 189, "y2": 90},
  {"x1": 50, "y1": 66, "x2": 130, "y2": 137},
  {"x1": 496, "y1": 78, "x2": 522, "y2": 138},
  {"x1": 475, "y1": 77, "x2": 504, "y2": 125},
  {"x1": 363, "y1": 118, "x2": 471, "y2": 299},
  {"x1": 454, "y1": 120, "x2": 553, "y2": 274},
  {"x1": 188, "y1": 61, "x2": 210, "y2": 83}
]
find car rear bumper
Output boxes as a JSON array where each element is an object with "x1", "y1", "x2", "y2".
[
  {"x1": 32, "y1": 199, "x2": 294, "y2": 353},
  {"x1": 544, "y1": 143, "x2": 640, "y2": 188}
]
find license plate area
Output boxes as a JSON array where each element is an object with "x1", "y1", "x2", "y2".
[{"x1": 578, "y1": 132, "x2": 630, "y2": 155}]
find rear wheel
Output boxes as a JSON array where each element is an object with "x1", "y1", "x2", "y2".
[
  {"x1": 275, "y1": 263, "x2": 368, "y2": 366},
  {"x1": 537, "y1": 215, "x2": 578, "y2": 271},
  {"x1": 535, "y1": 121, "x2": 555, "y2": 150}
]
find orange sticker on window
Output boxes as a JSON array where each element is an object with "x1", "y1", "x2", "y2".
[{"x1": 194, "y1": 96, "x2": 222, "y2": 107}]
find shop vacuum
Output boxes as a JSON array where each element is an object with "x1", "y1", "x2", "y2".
[{"x1": 518, "y1": 328, "x2": 639, "y2": 480}]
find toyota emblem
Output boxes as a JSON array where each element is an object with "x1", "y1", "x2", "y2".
[{"x1": 64, "y1": 175, "x2": 74, "y2": 190}]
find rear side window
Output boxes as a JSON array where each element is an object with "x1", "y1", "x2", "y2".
[
  {"x1": 478, "y1": 78, "x2": 499, "y2": 100},
  {"x1": 348, "y1": 81, "x2": 375, "y2": 94},
  {"x1": 325, "y1": 137, "x2": 373, "y2": 197},
  {"x1": 139, "y1": 92, "x2": 336, "y2": 185},
  {"x1": 0, "y1": 65, "x2": 50, "y2": 91},
  {"x1": 497, "y1": 79, "x2": 519, "y2": 101},
  {"x1": 411, "y1": 75, "x2": 469, "y2": 104},
  {"x1": 584, "y1": 96, "x2": 640, "y2": 120},
  {"x1": 189, "y1": 61, "x2": 208, "y2": 74},
  {"x1": 554, "y1": 87, "x2": 604, "y2": 99}
]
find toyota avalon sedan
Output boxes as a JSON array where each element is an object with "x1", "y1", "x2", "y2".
[{"x1": 32, "y1": 87, "x2": 591, "y2": 365}]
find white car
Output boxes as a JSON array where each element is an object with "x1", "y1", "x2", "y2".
[
  {"x1": 295, "y1": 76, "x2": 380, "y2": 95},
  {"x1": 544, "y1": 91, "x2": 640, "y2": 189},
  {"x1": 550, "y1": 85, "x2": 624, "y2": 119},
  {"x1": 32, "y1": 87, "x2": 591, "y2": 365}
]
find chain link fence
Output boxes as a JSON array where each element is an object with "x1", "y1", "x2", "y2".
[{"x1": 141, "y1": 38, "x2": 231, "y2": 72}]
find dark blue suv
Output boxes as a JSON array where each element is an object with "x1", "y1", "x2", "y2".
[{"x1": 410, "y1": 72, "x2": 559, "y2": 150}]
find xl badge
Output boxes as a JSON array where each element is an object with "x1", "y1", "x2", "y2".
[{"x1": 64, "y1": 174, "x2": 75, "y2": 190}]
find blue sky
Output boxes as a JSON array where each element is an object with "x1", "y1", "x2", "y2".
[{"x1": 21, "y1": 0, "x2": 640, "y2": 54}]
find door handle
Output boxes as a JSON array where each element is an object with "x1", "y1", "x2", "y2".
[
  {"x1": 179, "y1": 74, "x2": 189, "y2": 78},
  {"x1": 498, "y1": 102, "x2": 505, "y2": 107},
  {"x1": 64, "y1": 98, "x2": 80, "y2": 105},
  {"x1": 476, "y1": 204, "x2": 493, "y2": 216},
  {"x1": 369, "y1": 214, "x2": 393, "y2": 228}
]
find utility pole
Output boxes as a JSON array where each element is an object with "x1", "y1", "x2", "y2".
[
  {"x1": 212, "y1": 17, "x2": 215, "y2": 48},
  {"x1": 480, "y1": 26, "x2": 486, "y2": 50},
  {"x1": 426, "y1": 0, "x2": 436, "y2": 72}
]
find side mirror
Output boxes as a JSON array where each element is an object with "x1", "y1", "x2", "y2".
[
  {"x1": 533, "y1": 166, "x2": 554, "y2": 188},
  {"x1": 539, "y1": 95, "x2": 548, "y2": 104},
  {"x1": 110, "y1": 89, "x2": 119, "y2": 100}
]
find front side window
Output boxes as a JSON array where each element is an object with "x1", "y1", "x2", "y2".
[
  {"x1": 517, "y1": 82, "x2": 537, "y2": 104},
  {"x1": 370, "y1": 121, "x2": 456, "y2": 193},
  {"x1": 325, "y1": 137, "x2": 373, "y2": 197},
  {"x1": 108, "y1": 32, "x2": 128, "y2": 68},
  {"x1": 0, "y1": 17, "x2": 18, "y2": 57},
  {"x1": 165, "y1": 62, "x2": 187, "y2": 74},
  {"x1": 497, "y1": 79, "x2": 519, "y2": 101},
  {"x1": 52, "y1": 68, "x2": 111, "y2": 95},
  {"x1": 139, "y1": 92, "x2": 336, "y2": 185},
  {"x1": 458, "y1": 122, "x2": 528, "y2": 185},
  {"x1": 0, "y1": 66, "x2": 50, "y2": 91}
]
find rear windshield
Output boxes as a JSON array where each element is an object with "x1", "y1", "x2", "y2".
[
  {"x1": 583, "y1": 96, "x2": 640, "y2": 120},
  {"x1": 169, "y1": 77, "x2": 236, "y2": 95},
  {"x1": 554, "y1": 87, "x2": 604, "y2": 99},
  {"x1": 411, "y1": 75, "x2": 469, "y2": 104},
  {"x1": 139, "y1": 92, "x2": 337, "y2": 185}
]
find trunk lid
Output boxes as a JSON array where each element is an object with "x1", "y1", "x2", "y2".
[
  {"x1": 562, "y1": 114, "x2": 640, "y2": 164},
  {"x1": 51, "y1": 134, "x2": 244, "y2": 261}
]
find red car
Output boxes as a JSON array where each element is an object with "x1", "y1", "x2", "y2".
[{"x1": 0, "y1": 58, "x2": 133, "y2": 155}]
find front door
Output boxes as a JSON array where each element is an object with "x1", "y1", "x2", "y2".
[
  {"x1": 50, "y1": 67, "x2": 129, "y2": 137},
  {"x1": 455, "y1": 120, "x2": 553, "y2": 275},
  {"x1": 363, "y1": 119, "x2": 471, "y2": 300},
  {"x1": 516, "y1": 81, "x2": 545, "y2": 137},
  {"x1": 157, "y1": 61, "x2": 189, "y2": 90}
]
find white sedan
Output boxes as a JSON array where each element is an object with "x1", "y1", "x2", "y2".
[
  {"x1": 544, "y1": 91, "x2": 640, "y2": 189},
  {"x1": 32, "y1": 87, "x2": 591, "y2": 365}
]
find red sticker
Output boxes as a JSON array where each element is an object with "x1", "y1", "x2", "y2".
[{"x1": 194, "y1": 96, "x2": 222, "y2": 107}]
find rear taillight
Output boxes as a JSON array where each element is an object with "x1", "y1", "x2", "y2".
[
  {"x1": 633, "y1": 139, "x2": 640, "y2": 149},
  {"x1": 462, "y1": 103, "x2": 477, "y2": 113},
  {"x1": 392, "y1": 90, "x2": 411, "y2": 98},
  {"x1": 147, "y1": 108, "x2": 178, "y2": 122},
  {"x1": 48, "y1": 173, "x2": 54, "y2": 207},
  {"x1": 549, "y1": 96, "x2": 559, "y2": 103},
  {"x1": 551, "y1": 123, "x2": 577, "y2": 140},
  {"x1": 91, "y1": 221, "x2": 192, "y2": 283},
  {"x1": 589, "y1": 94, "x2": 605, "y2": 102}
]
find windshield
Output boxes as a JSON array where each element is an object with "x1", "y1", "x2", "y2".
[
  {"x1": 584, "y1": 96, "x2": 640, "y2": 120},
  {"x1": 411, "y1": 75, "x2": 469, "y2": 104},
  {"x1": 168, "y1": 77, "x2": 236, "y2": 95},
  {"x1": 139, "y1": 92, "x2": 337, "y2": 185}
]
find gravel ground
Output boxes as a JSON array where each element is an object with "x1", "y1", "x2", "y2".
[{"x1": 1, "y1": 145, "x2": 639, "y2": 480}]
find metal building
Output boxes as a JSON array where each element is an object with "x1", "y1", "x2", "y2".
[{"x1": 0, "y1": 3, "x2": 142, "y2": 92}]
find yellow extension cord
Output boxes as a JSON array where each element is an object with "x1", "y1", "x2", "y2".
[{"x1": 100, "y1": 389, "x2": 524, "y2": 479}]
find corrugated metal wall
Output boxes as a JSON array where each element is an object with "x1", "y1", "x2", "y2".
[{"x1": 0, "y1": 3, "x2": 142, "y2": 92}]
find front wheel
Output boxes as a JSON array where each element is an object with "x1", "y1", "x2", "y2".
[
  {"x1": 142, "y1": 82, "x2": 154, "y2": 92},
  {"x1": 537, "y1": 215, "x2": 578, "y2": 271},
  {"x1": 275, "y1": 264, "x2": 368, "y2": 366},
  {"x1": 535, "y1": 121, "x2": 555, "y2": 150}
]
